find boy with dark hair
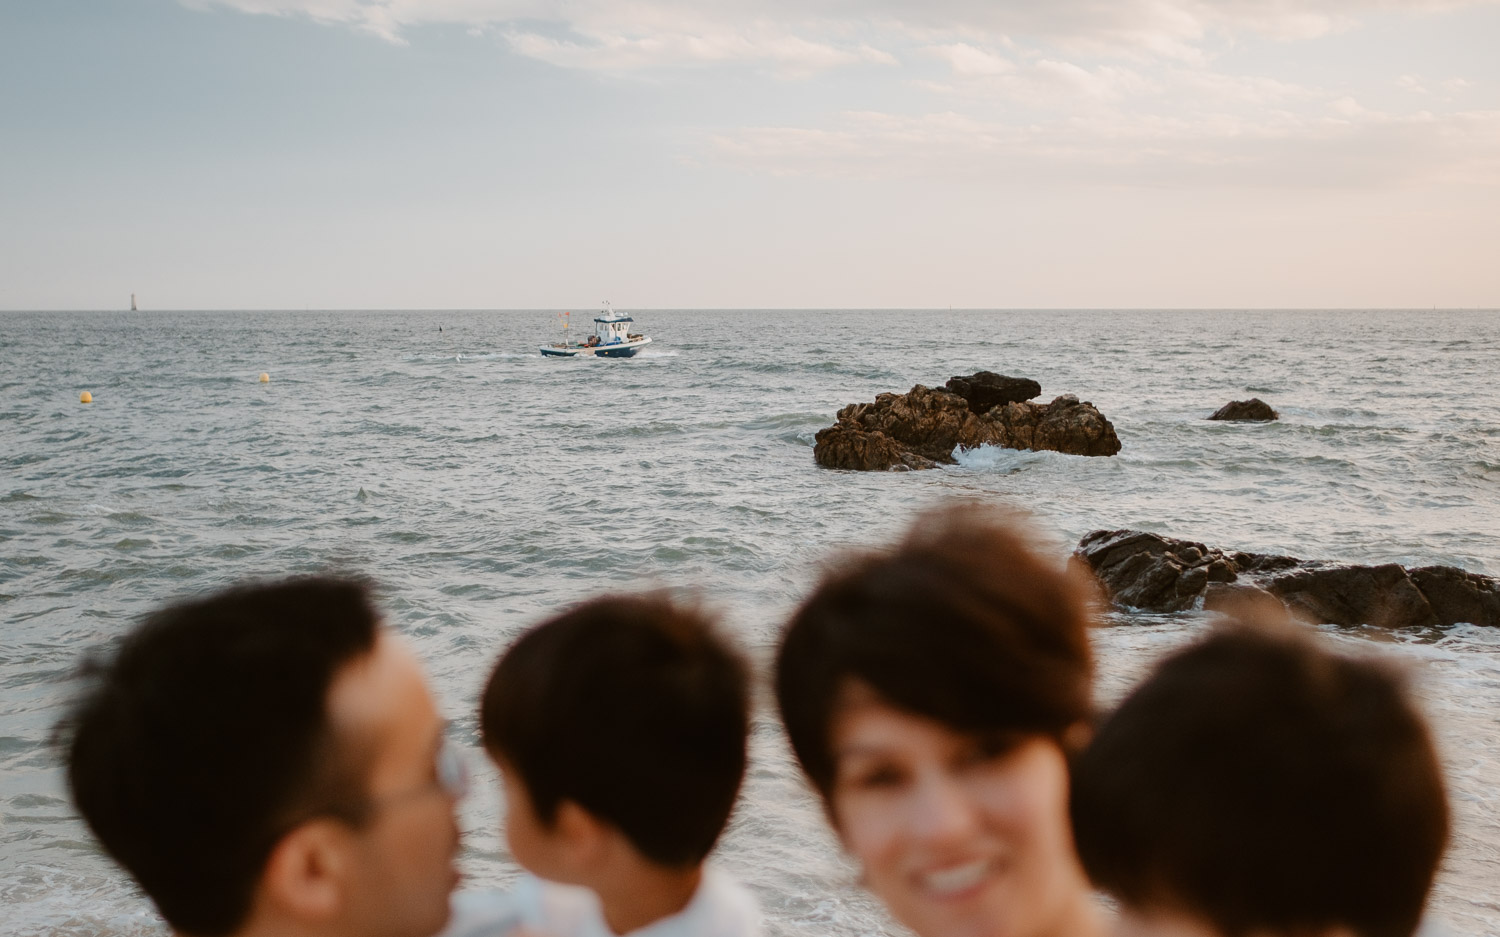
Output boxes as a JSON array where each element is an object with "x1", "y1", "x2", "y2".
[
  {"x1": 446, "y1": 593, "x2": 760, "y2": 937},
  {"x1": 62, "y1": 576, "x2": 465, "y2": 937},
  {"x1": 1071, "y1": 621, "x2": 1449, "y2": 937}
]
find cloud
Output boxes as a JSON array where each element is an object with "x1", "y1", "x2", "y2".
[
  {"x1": 181, "y1": 0, "x2": 1500, "y2": 194},
  {"x1": 184, "y1": 0, "x2": 1500, "y2": 66},
  {"x1": 704, "y1": 105, "x2": 1500, "y2": 189},
  {"x1": 928, "y1": 43, "x2": 1014, "y2": 77},
  {"x1": 1397, "y1": 73, "x2": 1474, "y2": 98},
  {"x1": 497, "y1": 26, "x2": 895, "y2": 77}
]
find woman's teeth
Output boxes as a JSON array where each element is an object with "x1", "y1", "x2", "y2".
[{"x1": 921, "y1": 860, "x2": 991, "y2": 896}]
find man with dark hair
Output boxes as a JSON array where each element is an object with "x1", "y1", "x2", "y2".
[
  {"x1": 445, "y1": 592, "x2": 760, "y2": 937},
  {"x1": 63, "y1": 576, "x2": 465, "y2": 937},
  {"x1": 1071, "y1": 621, "x2": 1450, "y2": 937}
]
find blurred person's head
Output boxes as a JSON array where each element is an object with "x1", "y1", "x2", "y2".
[
  {"x1": 479, "y1": 592, "x2": 750, "y2": 929},
  {"x1": 775, "y1": 504, "x2": 1105, "y2": 937},
  {"x1": 64, "y1": 577, "x2": 463, "y2": 937},
  {"x1": 1071, "y1": 621, "x2": 1449, "y2": 937}
]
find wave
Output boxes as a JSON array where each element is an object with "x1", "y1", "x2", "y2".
[
  {"x1": 401, "y1": 351, "x2": 530, "y2": 362},
  {"x1": 950, "y1": 445, "x2": 1065, "y2": 473}
]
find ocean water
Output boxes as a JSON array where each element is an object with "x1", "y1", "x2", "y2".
[{"x1": 2, "y1": 309, "x2": 1498, "y2": 936}]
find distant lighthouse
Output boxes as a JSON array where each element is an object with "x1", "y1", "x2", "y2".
[{"x1": 130, "y1": 293, "x2": 137, "y2": 311}]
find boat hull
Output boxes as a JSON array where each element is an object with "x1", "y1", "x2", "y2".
[{"x1": 539, "y1": 336, "x2": 652, "y2": 358}]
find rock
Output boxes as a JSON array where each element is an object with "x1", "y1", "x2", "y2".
[
  {"x1": 811, "y1": 423, "x2": 937, "y2": 471},
  {"x1": 944, "y1": 372, "x2": 1042, "y2": 414},
  {"x1": 814, "y1": 375, "x2": 1120, "y2": 470},
  {"x1": 834, "y1": 385, "x2": 1005, "y2": 464},
  {"x1": 1409, "y1": 566, "x2": 1500, "y2": 626},
  {"x1": 1209, "y1": 398, "x2": 1279, "y2": 421},
  {"x1": 1006, "y1": 395, "x2": 1122, "y2": 458},
  {"x1": 1267, "y1": 564, "x2": 1437, "y2": 629},
  {"x1": 1075, "y1": 529, "x2": 1498, "y2": 629},
  {"x1": 1075, "y1": 530, "x2": 1210, "y2": 612}
]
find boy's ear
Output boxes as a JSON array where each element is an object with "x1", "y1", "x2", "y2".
[
  {"x1": 555, "y1": 800, "x2": 611, "y2": 867},
  {"x1": 1062, "y1": 720, "x2": 1093, "y2": 754},
  {"x1": 260, "y1": 819, "x2": 352, "y2": 922}
]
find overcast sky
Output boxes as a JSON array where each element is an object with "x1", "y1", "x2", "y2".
[{"x1": 2, "y1": 0, "x2": 1497, "y2": 309}]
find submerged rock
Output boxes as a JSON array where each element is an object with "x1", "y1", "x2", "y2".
[
  {"x1": 1209, "y1": 398, "x2": 1279, "y2": 421},
  {"x1": 1075, "y1": 529, "x2": 1500, "y2": 629},
  {"x1": 813, "y1": 375, "x2": 1121, "y2": 471}
]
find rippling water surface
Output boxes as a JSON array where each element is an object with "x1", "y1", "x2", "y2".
[{"x1": 2, "y1": 310, "x2": 1498, "y2": 936}]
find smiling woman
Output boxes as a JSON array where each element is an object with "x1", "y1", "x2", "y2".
[{"x1": 774, "y1": 504, "x2": 1108, "y2": 937}]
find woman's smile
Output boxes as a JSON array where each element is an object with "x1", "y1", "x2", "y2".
[{"x1": 830, "y1": 686, "x2": 1090, "y2": 937}]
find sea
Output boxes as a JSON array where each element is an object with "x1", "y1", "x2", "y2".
[{"x1": 2, "y1": 309, "x2": 1498, "y2": 937}]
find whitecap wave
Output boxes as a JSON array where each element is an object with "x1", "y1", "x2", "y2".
[{"x1": 950, "y1": 444, "x2": 1053, "y2": 472}]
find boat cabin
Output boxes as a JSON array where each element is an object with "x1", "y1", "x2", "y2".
[
  {"x1": 594, "y1": 315, "x2": 633, "y2": 345},
  {"x1": 591, "y1": 303, "x2": 637, "y2": 346}
]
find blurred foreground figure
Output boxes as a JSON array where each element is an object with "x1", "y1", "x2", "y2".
[
  {"x1": 62, "y1": 577, "x2": 464, "y2": 937},
  {"x1": 776, "y1": 504, "x2": 1111, "y2": 937},
  {"x1": 445, "y1": 592, "x2": 760, "y2": 937},
  {"x1": 1072, "y1": 621, "x2": 1449, "y2": 937}
]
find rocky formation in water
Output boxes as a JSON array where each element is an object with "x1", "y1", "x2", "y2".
[
  {"x1": 814, "y1": 372, "x2": 1121, "y2": 471},
  {"x1": 1208, "y1": 398, "x2": 1279, "y2": 421},
  {"x1": 1076, "y1": 529, "x2": 1500, "y2": 628},
  {"x1": 944, "y1": 372, "x2": 1042, "y2": 413}
]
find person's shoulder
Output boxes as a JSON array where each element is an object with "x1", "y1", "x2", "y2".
[
  {"x1": 438, "y1": 889, "x2": 524, "y2": 937},
  {"x1": 1415, "y1": 914, "x2": 1460, "y2": 937},
  {"x1": 680, "y1": 866, "x2": 762, "y2": 937},
  {"x1": 529, "y1": 875, "x2": 605, "y2": 934},
  {"x1": 439, "y1": 876, "x2": 605, "y2": 937}
]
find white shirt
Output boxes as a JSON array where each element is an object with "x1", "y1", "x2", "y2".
[{"x1": 441, "y1": 867, "x2": 762, "y2": 937}]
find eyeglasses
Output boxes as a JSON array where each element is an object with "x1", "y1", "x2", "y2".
[
  {"x1": 361, "y1": 737, "x2": 472, "y2": 815},
  {"x1": 290, "y1": 737, "x2": 471, "y2": 832},
  {"x1": 433, "y1": 738, "x2": 471, "y2": 801},
  {"x1": 266, "y1": 735, "x2": 471, "y2": 852}
]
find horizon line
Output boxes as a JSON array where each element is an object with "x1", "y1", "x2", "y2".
[{"x1": 4, "y1": 306, "x2": 1498, "y2": 314}]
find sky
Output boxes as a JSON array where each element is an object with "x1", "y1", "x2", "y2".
[{"x1": 1, "y1": 0, "x2": 1498, "y2": 309}]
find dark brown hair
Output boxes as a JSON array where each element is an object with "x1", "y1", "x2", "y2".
[
  {"x1": 63, "y1": 577, "x2": 380, "y2": 936},
  {"x1": 1071, "y1": 622, "x2": 1449, "y2": 937},
  {"x1": 480, "y1": 593, "x2": 750, "y2": 868},
  {"x1": 775, "y1": 504, "x2": 1098, "y2": 800}
]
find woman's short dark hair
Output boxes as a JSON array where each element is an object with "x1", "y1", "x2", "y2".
[
  {"x1": 61, "y1": 577, "x2": 380, "y2": 936},
  {"x1": 1071, "y1": 622, "x2": 1449, "y2": 937},
  {"x1": 775, "y1": 504, "x2": 1098, "y2": 800},
  {"x1": 480, "y1": 593, "x2": 750, "y2": 868}
]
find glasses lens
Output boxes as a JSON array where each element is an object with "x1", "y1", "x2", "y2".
[{"x1": 437, "y1": 741, "x2": 470, "y2": 799}]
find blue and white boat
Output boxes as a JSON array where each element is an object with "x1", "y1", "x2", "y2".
[{"x1": 540, "y1": 303, "x2": 653, "y2": 358}]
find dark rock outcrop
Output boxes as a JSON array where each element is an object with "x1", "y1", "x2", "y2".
[
  {"x1": 945, "y1": 372, "x2": 1042, "y2": 414},
  {"x1": 810, "y1": 422, "x2": 937, "y2": 472},
  {"x1": 813, "y1": 375, "x2": 1121, "y2": 471},
  {"x1": 1209, "y1": 398, "x2": 1279, "y2": 421},
  {"x1": 1076, "y1": 529, "x2": 1500, "y2": 629}
]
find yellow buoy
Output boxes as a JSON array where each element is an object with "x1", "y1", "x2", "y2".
[
  {"x1": 80, "y1": 391, "x2": 92, "y2": 404},
  {"x1": 258, "y1": 373, "x2": 270, "y2": 383}
]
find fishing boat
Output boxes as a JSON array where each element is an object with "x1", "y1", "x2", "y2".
[{"x1": 539, "y1": 302, "x2": 652, "y2": 358}]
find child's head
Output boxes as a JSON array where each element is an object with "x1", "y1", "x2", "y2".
[
  {"x1": 480, "y1": 593, "x2": 750, "y2": 872},
  {"x1": 1071, "y1": 622, "x2": 1449, "y2": 937}
]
